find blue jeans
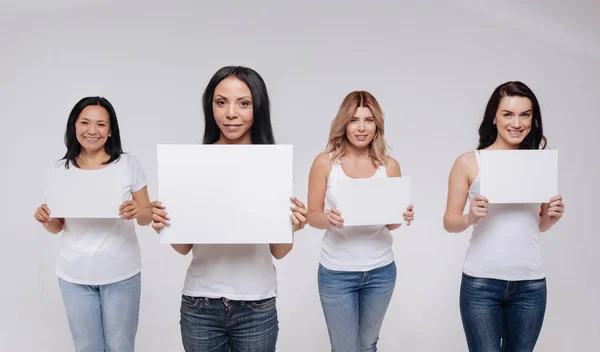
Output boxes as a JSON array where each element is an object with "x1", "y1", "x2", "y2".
[
  {"x1": 58, "y1": 272, "x2": 141, "y2": 352},
  {"x1": 318, "y1": 261, "x2": 397, "y2": 352},
  {"x1": 460, "y1": 273, "x2": 547, "y2": 352},
  {"x1": 180, "y1": 295, "x2": 279, "y2": 352}
]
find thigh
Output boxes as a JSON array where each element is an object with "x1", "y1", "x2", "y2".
[
  {"x1": 58, "y1": 278, "x2": 104, "y2": 352},
  {"x1": 459, "y1": 274, "x2": 505, "y2": 352},
  {"x1": 503, "y1": 279, "x2": 547, "y2": 352},
  {"x1": 180, "y1": 296, "x2": 228, "y2": 352},
  {"x1": 318, "y1": 264, "x2": 361, "y2": 352},
  {"x1": 358, "y1": 262, "x2": 397, "y2": 351},
  {"x1": 229, "y1": 298, "x2": 279, "y2": 352},
  {"x1": 100, "y1": 273, "x2": 141, "y2": 352}
]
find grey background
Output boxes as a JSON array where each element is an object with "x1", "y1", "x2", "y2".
[{"x1": 1, "y1": 0, "x2": 598, "y2": 350}]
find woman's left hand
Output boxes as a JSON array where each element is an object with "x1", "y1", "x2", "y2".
[
  {"x1": 403, "y1": 204, "x2": 415, "y2": 226},
  {"x1": 290, "y1": 196, "x2": 308, "y2": 232},
  {"x1": 547, "y1": 195, "x2": 565, "y2": 220},
  {"x1": 120, "y1": 200, "x2": 141, "y2": 220}
]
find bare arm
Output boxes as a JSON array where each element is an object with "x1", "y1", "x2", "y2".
[
  {"x1": 150, "y1": 200, "x2": 193, "y2": 255},
  {"x1": 539, "y1": 195, "x2": 565, "y2": 232},
  {"x1": 132, "y1": 186, "x2": 153, "y2": 226},
  {"x1": 34, "y1": 204, "x2": 64, "y2": 234},
  {"x1": 307, "y1": 153, "x2": 333, "y2": 230},
  {"x1": 270, "y1": 197, "x2": 308, "y2": 259},
  {"x1": 443, "y1": 153, "x2": 481, "y2": 233},
  {"x1": 171, "y1": 244, "x2": 193, "y2": 255}
]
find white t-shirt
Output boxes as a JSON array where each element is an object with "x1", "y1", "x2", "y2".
[
  {"x1": 320, "y1": 158, "x2": 394, "y2": 272},
  {"x1": 52, "y1": 154, "x2": 148, "y2": 285},
  {"x1": 182, "y1": 244, "x2": 278, "y2": 301}
]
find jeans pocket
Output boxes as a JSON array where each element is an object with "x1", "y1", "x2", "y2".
[
  {"x1": 181, "y1": 295, "x2": 204, "y2": 313},
  {"x1": 247, "y1": 297, "x2": 276, "y2": 313}
]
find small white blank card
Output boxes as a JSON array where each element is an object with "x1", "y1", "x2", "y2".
[
  {"x1": 479, "y1": 149, "x2": 558, "y2": 204},
  {"x1": 157, "y1": 144, "x2": 293, "y2": 244},
  {"x1": 45, "y1": 169, "x2": 123, "y2": 218},
  {"x1": 334, "y1": 176, "x2": 411, "y2": 226}
]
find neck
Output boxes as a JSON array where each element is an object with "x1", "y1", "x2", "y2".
[
  {"x1": 77, "y1": 148, "x2": 110, "y2": 167},
  {"x1": 487, "y1": 138, "x2": 519, "y2": 150},
  {"x1": 216, "y1": 133, "x2": 252, "y2": 145},
  {"x1": 346, "y1": 144, "x2": 371, "y2": 158}
]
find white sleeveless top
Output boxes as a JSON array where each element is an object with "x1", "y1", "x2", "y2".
[
  {"x1": 319, "y1": 156, "x2": 394, "y2": 272},
  {"x1": 182, "y1": 244, "x2": 277, "y2": 301},
  {"x1": 463, "y1": 150, "x2": 545, "y2": 281}
]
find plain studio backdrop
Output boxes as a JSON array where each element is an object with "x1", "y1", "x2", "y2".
[{"x1": 1, "y1": 0, "x2": 598, "y2": 351}]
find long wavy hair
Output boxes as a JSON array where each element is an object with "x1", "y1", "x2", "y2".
[
  {"x1": 325, "y1": 91, "x2": 389, "y2": 166},
  {"x1": 478, "y1": 81, "x2": 547, "y2": 150}
]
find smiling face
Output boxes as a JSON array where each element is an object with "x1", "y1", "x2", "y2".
[
  {"x1": 493, "y1": 96, "x2": 533, "y2": 148},
  {"x1": 212, "y1": 76, "x2": 254, "y2": 144},
  {"x1": 75, "y1": 105, "x2": 111, "y2": 153},
  {"x1": 345, "y1": 106, "x2": 377, "y2": 149}
]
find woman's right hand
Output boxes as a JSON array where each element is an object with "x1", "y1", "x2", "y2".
[
  {"x1": 151, "y1": 201, "x2": 170, "y2": 233},
  {"x1": 326, "y1": 208, "x2": 344, "y2": 228},
  {"x1": 34, "y1": 204, "x2": 52, "y2": 226},
  {"x1": 467, "y1": 195, "x2": 488, "y2": 225}
]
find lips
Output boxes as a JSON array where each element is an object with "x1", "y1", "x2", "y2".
[
  {"x1": 84, "y1": 137, "x2": 100, "y2": 143},
  {"x1": 508, "y1": 130, "x2": 524, "y2": 137},
  {"x1": 355, "y1": 134, "x2": 368, "y2": 141}
]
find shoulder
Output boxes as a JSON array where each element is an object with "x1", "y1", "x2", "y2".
[
  {"x1": 313, "y1": 152, "x2": 332, "y2": 168},
  {"x1": 385, "y1": 156, "x2": 401, "y2": 176},
  {"x1": 118, "y1": 153, "x2": 142, "y2": 167},
  {"x1": 451, "y1": 151, "x2": 478, "y2": 179}
]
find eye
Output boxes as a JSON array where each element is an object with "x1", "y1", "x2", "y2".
[
  {"x1": 366, "y1": 118, "x2": 374, "y2": 122},
  {"x1": 80, "y1": 121, "x2": 88, "y2": 125},
  {"x1": 215, "y1": 100, "x2": 225, "y2": 106},
  {"x1": 240, "y1": 100, "x2": 251, "y2": 107},
  {"x1": 503, "y1": 113, "x2": 512, "y2": 117},
  {"x1": 521, "y1": 112, "x2": 531, "y2": 118}
]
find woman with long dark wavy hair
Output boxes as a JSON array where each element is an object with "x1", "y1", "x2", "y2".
[{"x1": 443, "y1": 81, "x2": 565, "y2": 351}]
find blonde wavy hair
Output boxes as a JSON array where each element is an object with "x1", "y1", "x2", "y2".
[{"x1": 325, "y1": 91, "x2": 389, "y2": 166}]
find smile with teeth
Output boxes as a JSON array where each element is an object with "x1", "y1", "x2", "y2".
[
  {"x1": 84, "y1": 136, "x2": 100, "y2": 142},
  {"x1": 508, "y1": 130, "x2": 524, "y2": 137}
]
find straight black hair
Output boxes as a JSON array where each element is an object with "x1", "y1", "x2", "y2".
[
  {"x1": 477, "y1": 81, "x2": 547, "y2": 150},
  {"x1": 61, "y1": 96, "x2": 123, "y2": 168},
  {"x1": 201, "y1": 66, "x2": 275, "y2": 144}
]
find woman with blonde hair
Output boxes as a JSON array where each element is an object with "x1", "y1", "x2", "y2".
[{"x1": 307, "y1": 91, "x2": 414, "y2": 351}]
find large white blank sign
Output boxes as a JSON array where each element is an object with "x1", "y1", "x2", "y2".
[
  {"x1": 157, "y1": 144, "x2": 293, "y2": 244},
  {"x1": 480, "y1": 150, "x2": 558, "y2": 204},
  {"x1": 334, "y1": 176, "x2": 411, "y2": 226},
  {"x1": 45, "y1": 169, "x2": 123, "y2": 218}
]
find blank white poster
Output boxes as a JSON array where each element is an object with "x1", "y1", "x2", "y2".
[
  {"x1": 479, "y1": 150, "x2": 558, "y2": 204},
  {"x1": 45, "y1": 169, "x2": 123, "y2": 218},
  {"x1": 157, "y1": 144, "x2": 293, "y2": 244},
  {"x1": 334, "y1": 176, "x2": 411, "y2": 227}
]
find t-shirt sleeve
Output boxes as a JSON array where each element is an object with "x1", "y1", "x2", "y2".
[{"x1": 129, "y1": 155, "x2": 148, "y2": 193}]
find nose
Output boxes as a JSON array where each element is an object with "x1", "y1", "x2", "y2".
[
  {"x1": 358, "y1": 121, "x2": 366, "y2": 131},
  {"x1": 226, "y1": 105, "x2": 238, "y2": 120},
  {"x1": 88, "y1": 124, "x2": 97, "y2": 134},
  {"x1": 511, "y1": 115, "x2": 521, "y2": 127}
]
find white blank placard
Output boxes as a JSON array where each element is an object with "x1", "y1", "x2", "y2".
[
  {"x1": 334, "y1": 176, "x2": 411, "y2": 226},
  {"x1": 157, "y1": 144, "x2": 293, "y2": 244},
  {"x1": 480, "y1": 150, "x2": 558, "y2": 204},
  {"x1": 45, "y1": 169, "x2": 123, "y2": 218}
]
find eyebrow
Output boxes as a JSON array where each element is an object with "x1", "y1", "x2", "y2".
[
  {"x1": 351, "y1": 115, "x2": 374, "y2": 119},
  {"x1": 500, "y1": 109, "x2": 532, "y2": 114},
  {"x1": 214, "y1": 95, "x2": 252, "y2": 101}
]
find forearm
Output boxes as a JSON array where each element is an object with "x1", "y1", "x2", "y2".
[
  {"x1": 45, "y1": 218, "x2": 64, "y2": 234},
  {"x1": 307, "y1": 211, "x2": 330, "y2": 230},
  {"x1": 539, "y1": 216, "x2": 557, "y2": 232},
  {"x1": 135, "y1": 208, "x2": 153, "y2": 226},
  {"x1": 270, "y1": 243, "x2": 293, "y2": 259},
  {"x1": 171, "y1": 244, "x2": 193, "y2": 255},
  {"x1": 444, "y1": 214, "x2": 473, "y2": 233}
]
